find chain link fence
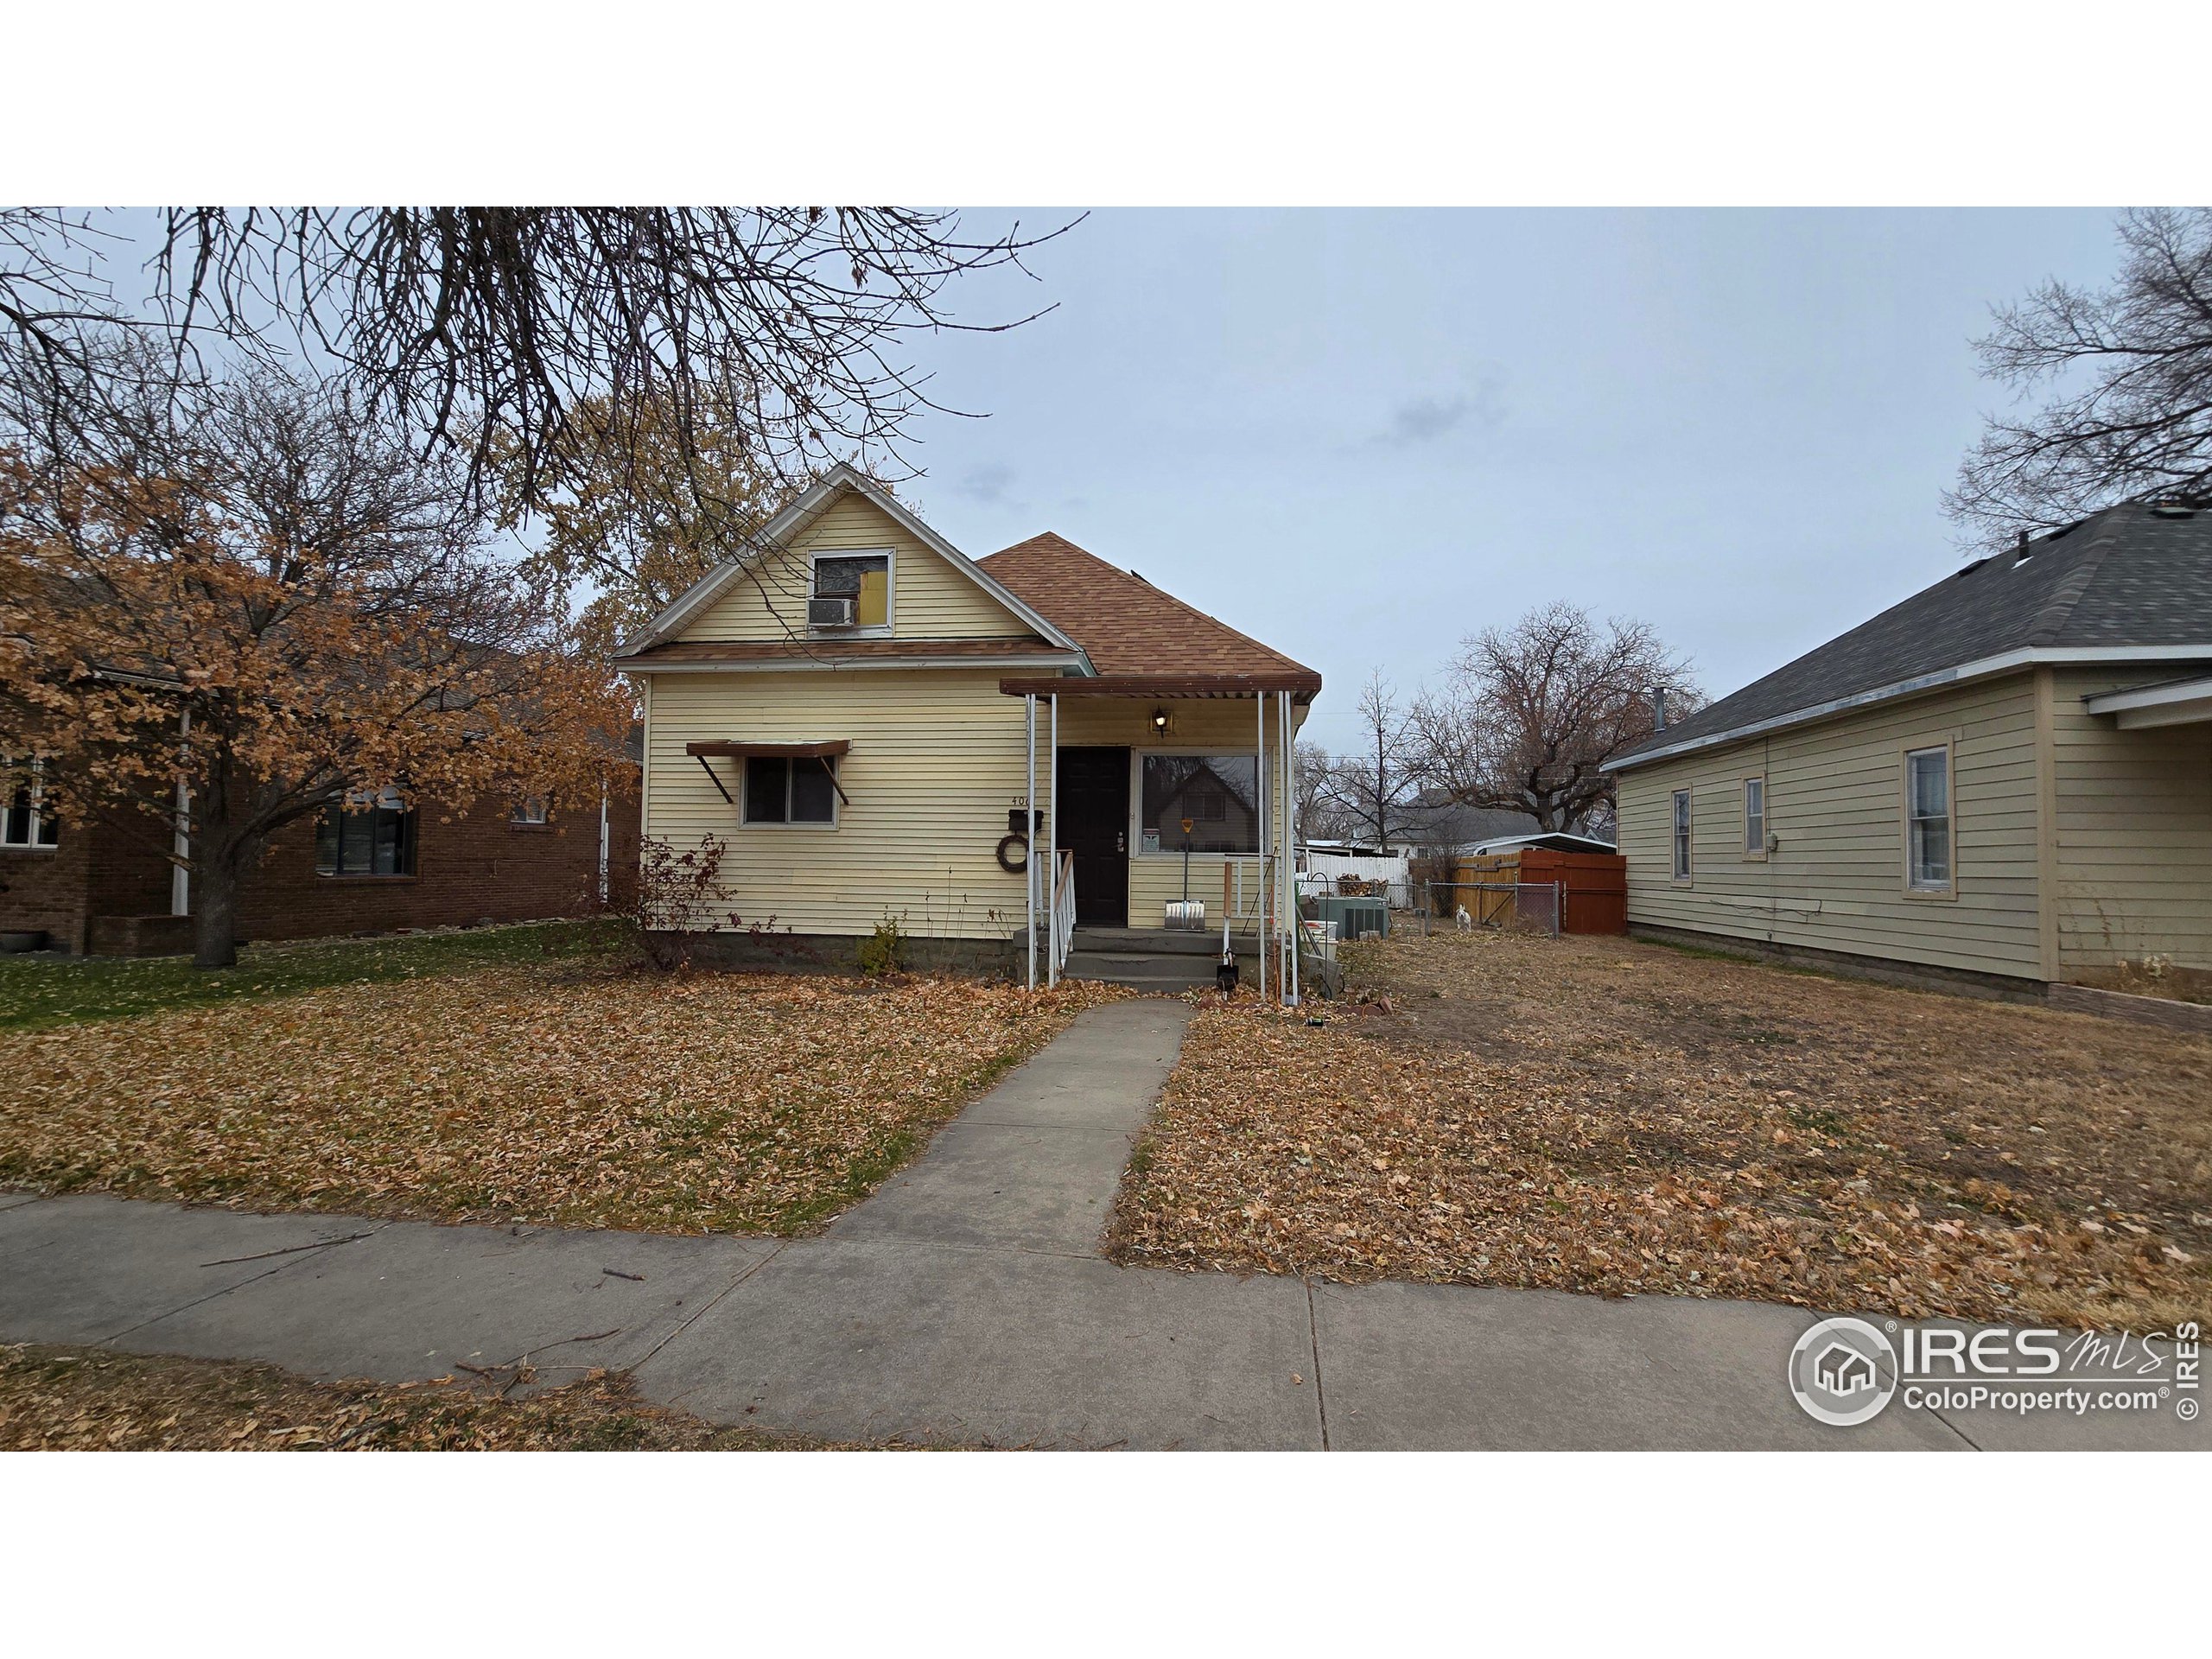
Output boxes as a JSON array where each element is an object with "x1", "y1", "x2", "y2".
[{"x1": 1422, "y1": 879, "x2": 1562, "y2": 938}]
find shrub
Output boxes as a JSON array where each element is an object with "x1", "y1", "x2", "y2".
[{"x1": 856, "y1": 916, "x2": 906, "y2": 978}]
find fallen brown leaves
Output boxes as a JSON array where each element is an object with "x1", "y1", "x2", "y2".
[
  {"x1": 1108, "y1": 931, "x2": 2212, "y2": 1329},
  {"x1": 0, "y1": 962, "x2": 1125, "y2": 1234},
  {"x1": 0, "y1": 1343, "x2": 869, "y2": 1451}
]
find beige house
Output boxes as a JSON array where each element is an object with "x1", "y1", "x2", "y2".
[
  {"x1": 614, "y1": 466, "x2": 1321, "y2": 993},
  {"x1": 1606, "y1": 499, "x2": 2212, "y2": 995}
]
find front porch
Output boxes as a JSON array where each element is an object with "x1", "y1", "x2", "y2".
[{"x1": 1001, "y1": 674, "x2": 1317, "y2": 1001}]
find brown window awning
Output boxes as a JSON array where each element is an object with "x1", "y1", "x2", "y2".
[{"x1": 684, "y1": 740, "x2": 851, "y2": 805}]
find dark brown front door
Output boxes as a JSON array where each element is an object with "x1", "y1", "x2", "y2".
[{"x1": 1057, "y1": 746, "x2": 1129, "y2": 925}]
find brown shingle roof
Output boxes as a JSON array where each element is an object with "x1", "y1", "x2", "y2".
[
  {"x1": 616, "y1": 636, "x2": 1072, "y2": 667},
  {"x1": 978, "y1": 532, "x2": 1321, "y2": 696}
]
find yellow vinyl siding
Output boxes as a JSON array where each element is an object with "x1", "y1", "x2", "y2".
[
  {"x1": 1618, "y1": 674, "x2": 2044, "y2": 978},
  {"x1": 2050, "y1": 667, "x2": 2212, "y2": 971},
  {"x1": 642, "y1": 669, "x2": 1038, "y2": 940},
  {"x1": 636, "y1": 673, "x2": 1302, "y2": 939},
  {"x1": 682, "y1": 493, "x2": 1031, "y2": 642}
]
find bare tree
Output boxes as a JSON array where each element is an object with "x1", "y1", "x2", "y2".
[
  {"x1": 1947, "y1": 207, "x2": 2212, "y2": 549},
  {"x1": 1408, "y1": 602, "x2": 1700, "y2": 834},
  {"x1": 0, "y1": 207, "x2": 1076, "y2": 510},
  {"x1": 1294, "y1": 739, "x2": 1354, "y2": 842},
  {"x1": 1314, "y1": 671, "x2": 1424, "y2": 851}
]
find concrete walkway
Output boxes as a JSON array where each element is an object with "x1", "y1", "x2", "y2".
[{"x1": 2, "y1": 1001, "x2": 2200, "y2": 1450}]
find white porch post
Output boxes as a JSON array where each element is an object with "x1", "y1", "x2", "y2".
[
  {"x1": 1255, "y1": 689, "x2": 1267, "y2": 1002},
  {"x1": 1027, "y1": 694, "x2": 1039, "y2": 989},
  {"x1": 1286, "y1": 690, "x2": 1300, "y2": 1005},
  {"x1": 1047, "y1": 691, "x2": 1060, "y2": 988}
]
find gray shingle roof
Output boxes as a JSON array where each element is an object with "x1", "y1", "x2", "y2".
[{"x1": 1612, "y1": 500, "x2": 2212, "y2": 769}]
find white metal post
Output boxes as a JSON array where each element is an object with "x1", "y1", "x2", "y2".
[
  {"x1": 1276, "y1": 690, "x2": 1287, "y2": 1000},
  {"x1": 1047, "y1": 692, "x2": 1060, "y2": 988},
  {"x1": 1025, "y1": 694, "x2": 1036, "y2": 990},
  {"x1": 1255, "y1": 690, "x2": 1267, "y2": 1002},
  {"x1": 1282, "y1": 690, "x2": 1295, "y2": 1004}
]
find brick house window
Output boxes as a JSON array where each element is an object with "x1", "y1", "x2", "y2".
[
  {"x1": 3, "y1": 757, "x2": 60, "y2": 849},
  {"x1": 512, "y1": 796, "x2": 550, "y2": 825},
  {"x1": 316, "y1": 788, "x2": 417, "y2": 875}
]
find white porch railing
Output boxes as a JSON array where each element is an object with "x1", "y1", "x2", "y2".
[{"x1": 1050, "y1": 849, "x2": 1077, "y2": 982}]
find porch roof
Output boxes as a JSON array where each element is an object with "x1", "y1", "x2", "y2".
[{"x1": 997, "y1": 672, "x2": 1319, "y2": 701}]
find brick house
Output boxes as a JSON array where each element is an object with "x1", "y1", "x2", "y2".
[{"x1": 2, "y1": 763, "x2": 639, "y2": 957}]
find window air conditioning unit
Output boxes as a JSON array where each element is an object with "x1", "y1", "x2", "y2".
[{"x1": 808, "y1": 596, "x2": 857, "y2": 628}]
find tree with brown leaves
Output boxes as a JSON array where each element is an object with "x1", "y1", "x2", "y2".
[
  {"x1": 0, "y1": 361, "x2": 632, "y2": 968},
  {"x1": 1409, "y1": 601, "x2": 1700, "y2": 836}
]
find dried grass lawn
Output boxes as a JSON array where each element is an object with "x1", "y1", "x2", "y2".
[
  {"x1": 1108, "y1": 929, "x2": 2212, "y2": 1329},
  {"x1": 0, "y1": 960, "x2": 1122, "y2": 1234},
  {"x1": 0, "y1": 1343, "x2": 866, "y2": 1451}
]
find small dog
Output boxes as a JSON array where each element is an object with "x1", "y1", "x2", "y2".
[
  {"x1": 1454, "y1": 905, "x2": 1473, "y2": 931},
  {"x1": 1216, "y1": 950, "x2": 1241, "y2": 995}
]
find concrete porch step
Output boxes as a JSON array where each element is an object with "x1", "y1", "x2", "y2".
[
  {"x1": 1062, "y1": 946, "x2": 1255, "y2": 990},
  {"x1": 1071, "y1": 925, "x2": 1259, "y2": 957}
]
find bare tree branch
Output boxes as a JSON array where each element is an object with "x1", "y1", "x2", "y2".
[{"x1": 1947, "y1": 207, "x2": 2212, "y2": 550}]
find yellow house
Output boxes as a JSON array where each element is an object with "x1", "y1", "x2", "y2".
[
  {"x1": 614, "y1": 465, "x2": 1322, "y2": 994},
  {"x1": 1605, "y1": 499, "x2": 2212, "y2": 999}
]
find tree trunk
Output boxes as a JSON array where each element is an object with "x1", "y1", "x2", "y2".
[{"x1": 191, "y1": 849, "x2": 242, "y2": 969}]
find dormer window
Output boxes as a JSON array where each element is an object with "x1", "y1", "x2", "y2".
[{"x1": 810, "y1": 553, "x2": 890, "y2": 632}]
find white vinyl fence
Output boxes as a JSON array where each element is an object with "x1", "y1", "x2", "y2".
[{"x1": 1298, "y1": 850, "x2": 1414, "y2": 909}]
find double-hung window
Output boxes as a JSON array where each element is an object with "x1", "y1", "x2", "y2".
[
  {"x1": 1670, "y1": 788, "x2": 1693, "y2": 880},
  {"x1": 1744, "y1": 776, "x2": 1766, "y2": 856},
  {"x1": 744, "y1": 755, "x2": 838, "y2": 825},
  {"x1": 1905, "y1": 746, "x2": 1952, "y2": 892},
  {"x1": 3, "y1": 757, "x2": 59, "y2": 849}
]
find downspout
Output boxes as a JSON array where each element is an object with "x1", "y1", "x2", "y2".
[
  {"x1": 169, "y1": 709, "x2": 191, "y2": 917},
  {"x1": 597, "y1": 781, "x2": 610, "y2": 906}
]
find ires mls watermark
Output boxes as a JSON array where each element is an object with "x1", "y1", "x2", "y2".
[{"x1": 1787, "y1": 1316, "x2": 2202, "y2": 1427}]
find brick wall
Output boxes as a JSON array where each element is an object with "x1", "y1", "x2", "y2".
[
  {"x1": 235, "y1": 781, "x2": 640, "y2": 944},
  {"x1": 1, "y1": 778, "x2": 640, "y2": 953},
  {"x1": 1, "y1": 803, "x2": 170, "y2": 952}
]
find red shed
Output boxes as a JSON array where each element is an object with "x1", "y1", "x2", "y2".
[{"x1": 1453, "y1": 837, "x2": 1627, "y2": 935}]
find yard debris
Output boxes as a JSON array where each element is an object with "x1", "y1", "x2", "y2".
[
  {"x1": 1107, "y1": 929, "x2": 2212, "y2": 1330},
  {"x1": 601, "y1": 1267, "x2": 645, "y2": 1281},
  {"x1": 0, "y1": 1342, "x2": 898, "y2": 1451},
  {"x1": 0, "y1": 962, "x2": 1128, "y2": 1236}
]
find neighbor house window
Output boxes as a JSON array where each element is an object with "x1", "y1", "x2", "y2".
[
  {"x1": 512, "y1": 796, "x2": 550, "y2": 825},
  {"x1": 1140, "y1": 755, "x2": 1259, "y2": 854},
  {"x1": 811, "y1": 553, "x2": 890, "y2": 631},
  {"x1": 1905, "y1": 746, "x2": 1952, "y2": 892},
  {"x1": 3, "y1": 757, "x2": 60, "y2": 849},
  {"x1": 1671, "y1": 789, "x2": 1693, "y2": 880},
  {"x1": 1743, "y1": 776, "x2": 1765, "y2": 855},
  {"x1": 315, "y1": 788, "x2": 416, "y2": 876},
  {"x1": 744, "y1": 755, "x2": 837, "y2": 825}
]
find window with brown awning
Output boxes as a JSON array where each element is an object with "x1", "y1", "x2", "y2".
[{"x1": 684, "y1": 741, "x2": 851, "y2": 806}]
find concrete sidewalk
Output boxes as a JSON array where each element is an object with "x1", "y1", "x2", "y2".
[{"x1": 3, "y1": 1001, "x2": 2201, "y2": 1450}]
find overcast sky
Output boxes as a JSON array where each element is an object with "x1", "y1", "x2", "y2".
[{"x1": 893, "y1": 208, "x2": 2123, "y2": 753}]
